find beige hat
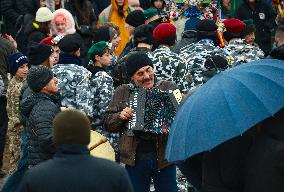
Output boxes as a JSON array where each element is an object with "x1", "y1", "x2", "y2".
[{"x1": 35, "y1": 7, "x2": 53, "y2": 22}]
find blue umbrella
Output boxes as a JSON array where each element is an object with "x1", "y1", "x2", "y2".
[{"x1": 166, "y1": 59, "x2": 284, "y2": 162}]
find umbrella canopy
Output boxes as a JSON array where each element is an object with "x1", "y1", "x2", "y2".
[{"x1": 166, "y1": 59, "x2": 284, "y2": 162}]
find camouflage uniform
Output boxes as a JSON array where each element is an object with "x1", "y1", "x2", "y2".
[
  {"x1": 151, "y1": 45, "x2": 192, "y2": 93},
  {"x1": 224, "y1": 39, "x2": 264, "y2": 66},
  {"x1": 180, "y1": 39, "x2": 232, "y2": 89},
  {"x1": 6, "y1": 76, "x2": 25, "y2": 174},
  {"x1": 52, "y1": 64, "x2": 94, "y2": 117},
  {"x1": 0, "y1": 75, "x2": 3, "y2": 96},
  {"x1": 89, "y1": 67, "x2": 119, "y2": 160}
]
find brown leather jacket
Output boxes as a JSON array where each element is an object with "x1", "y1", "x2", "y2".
[{"x1": 103, "y1": 81, "x2": 178, "y2": 169}]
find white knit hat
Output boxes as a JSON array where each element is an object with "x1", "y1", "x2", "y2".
[{"x1": 35, "y1": 7, "x2": 53, "y2": 22}]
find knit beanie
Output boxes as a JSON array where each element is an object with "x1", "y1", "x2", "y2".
[
  {"x1": 53, "y1": 109, "x2": 91, "y2": 146},
  {"x1": 184, "y1": 17, "x2": 201, "y2": 31},
  {"x1": 35, "y1": 7, "x2": 53, "y2": 22},
  {"x1": 125, "y1": 52, "x2": 153, "y2": 78},
  {"x1": 125, "y1": 10, "x2": 146, "y2": 27},
  {"x1": 133, "y1": 24, "x2": 155, "y2": 46},
  {"x1": 87, "y1": 41, "x2": 112, "y2": 61},
  {"x1": 196, "y1": 19, "x2": 217, "y2": 32},
  {"x1": 58, "y1": 33, "x2": 82, "y2": 53},
  {"x1": 223, "y1": 18, "x2": 245, "y2": 33},
  {"x1": 153, "y1": 23, "x2": 176, "y2": 42},
  {"x1": 8, "y1": 52, "x2": 29, "y2": 76},
  {"x1": 28, "y1": 42, "x2": 53, "y2": 66},
  {"x1": 27, "y1": 66, "x2": 54, "y2": 92}
]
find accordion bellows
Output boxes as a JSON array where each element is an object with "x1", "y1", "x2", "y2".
[{"x1": 128, "y1": 88, "x2": 182, "y2": 135}]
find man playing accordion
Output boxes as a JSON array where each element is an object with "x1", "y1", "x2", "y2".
[{"x1": 103, "y1": 52, "x2": 179, "y2": 192}]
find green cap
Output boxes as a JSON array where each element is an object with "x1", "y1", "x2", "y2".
[
  {"x1": 143, "y1": 8, "x2": 159, "y2": 20},
  {"x1": 243, "y1": 19, "x2": 254, "y2": 28},
  {"x1": 87, "y1": 41, "x2": 112, "y2": 60}
]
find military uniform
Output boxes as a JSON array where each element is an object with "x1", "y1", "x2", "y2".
[
  {"x1": 152, "y1": 45, "x2": 192, "y2": 93},
  {"x1": 6, "y1": 76, "x2": 25, "y2": 174},
  {"x1": 52, "y1": 64, "x2": 93, "y2": 117},
  {"x1": 180, "y1": 39, "x2": 232, "y2": 89},
  {"x1": 224, "y1": 39, "x2": 264, "y2": 66},
  {"x1": 89, "y1": 66, "x2": 119, "y2": 160}
]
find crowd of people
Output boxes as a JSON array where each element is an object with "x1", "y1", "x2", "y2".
[{"x1": 0, "y1": 0, "x2": 284, "y2": 191}]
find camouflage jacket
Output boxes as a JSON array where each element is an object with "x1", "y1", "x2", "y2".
[
  {"x1": 52, "y1": 63, "x2": 93, "y2": 117},
  {"x1": 180, "y1": 39, "x2": 232, "y2": 89},
  {"x1": 0, "y1": 75, "x2": 3, "y2": 96},
  {"x1": 224, "y1": 39, "x2": 264, "y2": 66},
  {"x1": 151, "y1": 45, "x2": 192, "y2": 93},
  {"x1": 7, "y1": 76, "x2": 25, "y2": 132},
  {"x1": 89, "y1": 66, "x2": 114, "y2": 128}
]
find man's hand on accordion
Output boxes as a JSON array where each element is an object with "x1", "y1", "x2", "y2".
[{"x1": 119, "y1": 107, "x2": 133, "y2": 121}]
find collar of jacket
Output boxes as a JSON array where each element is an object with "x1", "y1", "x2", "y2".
[
  {"x1": 58, "y1": 52, "x2": 82, "y2": 66},
  {"x1": 54, "y1": 144, "x2": 90, "y2": 156},
  {"x1": 88, "y1": 65, "x2": 106, "y2": 75}
]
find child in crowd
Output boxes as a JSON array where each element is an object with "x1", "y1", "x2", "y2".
[
  {"x1": 87, "y1": 41, "x2": 119, "y2": 161},
  {"x1": 5, "y1": 52, "x2": 29, "y2": 174}
]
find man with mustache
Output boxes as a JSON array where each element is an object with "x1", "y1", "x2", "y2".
[{"x1": 104, "y1": 51, "x2": 178, "y2": 192}]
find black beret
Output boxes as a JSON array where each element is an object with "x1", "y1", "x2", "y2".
[
  {"x1": 28, "y1": 42, "x2": 53, "y2": 66},
  {"x1": 196, "y1": 19, "x2": 218, "y2": 32},
  {"x1": 58, "y1": 33, "x2": 83, "y2": 53}
]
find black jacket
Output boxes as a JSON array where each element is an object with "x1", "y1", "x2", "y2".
[
  {"x1": 234, "y1": 0, "x2": 276, "y2": 55},
  {"x1": 202, "y1": 134, "x2": 253, "y2": 192},
  {"x1": 19, "y1": 144, "x2": 134, "y2": 192},
  {"x1": 20, "y1": 92, "x2": 60, "y2": 167},
  {"x1": 269, "y1": 45, "x2": 284, "y2": 61},
  {"x1": 0, "y1": 0, "x2": 27, "y2": 36},
  {"x1": 24, "y1": 22, "x2": 47, "y2": 43},
  {"x1": 172, "y1": 30, "x2": 197, "y2": 54},
  {"x1": 244, "y1": 109, "x2": 284, "y2": 192}
]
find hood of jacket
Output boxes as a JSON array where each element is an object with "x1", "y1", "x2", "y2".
[
  {"x1": 269, "y1": 45, "x2": 284, "y2": 61},
  {"x1": 51, "y1": 8, "x2": 76, "y2": 36},
  {"x1": 20, "y1": 92, "x2": 58, "y2": 121}
]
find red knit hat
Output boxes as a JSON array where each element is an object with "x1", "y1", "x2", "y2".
[
  {"x1": 223, "y1": 18, "x2": 245, "y2": 33},
  {"x1": 153, "y1": 23, "x2": 176, "y2": 42}
]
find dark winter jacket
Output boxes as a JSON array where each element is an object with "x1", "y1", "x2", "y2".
[
  {"x1": 244, "y1": 109, "x2": 284, "y2": 192},
  {"x1": 103, "y1": 80, "x2": 177, "y2": 169},
  {"x1": 269, "y1": 45, "x2": 284, "y2": 61},
  {"x1": 202, "y1": 134, "x2": 253, "y2": 192},
  {"x1": 172, "y1": 30, "x2": 197, "y2": 54},
  {"x1": 0, "y1": 37, "x2": 17, "y2": 95},
  {"x1": 112, "y1": 46, "x2": 152, "y2": 88},
  {"x1": 24, "y1": 22, "x2": 48, "y2": 44},
  {"x1": 20, "y1": 92, "x2": 60, "y2": 167},
  {"x1": 234, "y1": 0, "x2": 276, "y2": 55},
  {"x1": 18, "y1": 144, "x2": 134, "y2": 192},
  {"x1": 1, "y1": 0, "x2": 27, "y2": 36}
]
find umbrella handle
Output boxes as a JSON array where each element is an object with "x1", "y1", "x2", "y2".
[{"x1": 89, "y1": 138, "x2": 108, "y2": 151}]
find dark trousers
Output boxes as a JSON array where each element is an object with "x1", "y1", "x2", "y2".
[
  {"x1": 0, "y1": 96, "x2": 8, "y2": 168},
  {"x1": 126, "y1": 160, "x2": 178, "y2": 192}
]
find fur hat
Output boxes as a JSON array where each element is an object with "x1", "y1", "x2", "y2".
[
  {"x1": 8, "y1": 52, "x2": 29, "y2": 76},
  {"x1": 51, "y1": 8, "x2": 76, "y2": 36},
  {"x1": 53, "y1": 109, "x2": 91, "y2": 146},
  {"x1": 35, "y1": 7, "x2": 53, "y2": 22},
  {"x1": 27, "y1": 66, "x2": 54, "y2": 92},
  {"x1": 125, "y1": 52, "x2": 153, "y2": 78}
]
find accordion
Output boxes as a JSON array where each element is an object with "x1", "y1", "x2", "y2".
[{"x1": 128, "y1": 88, "x2": 183, "y2": 136}]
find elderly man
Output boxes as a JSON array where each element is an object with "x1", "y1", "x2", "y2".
[{"x1": 104, "y1": 52, "x2": 178, "y2": 192}]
